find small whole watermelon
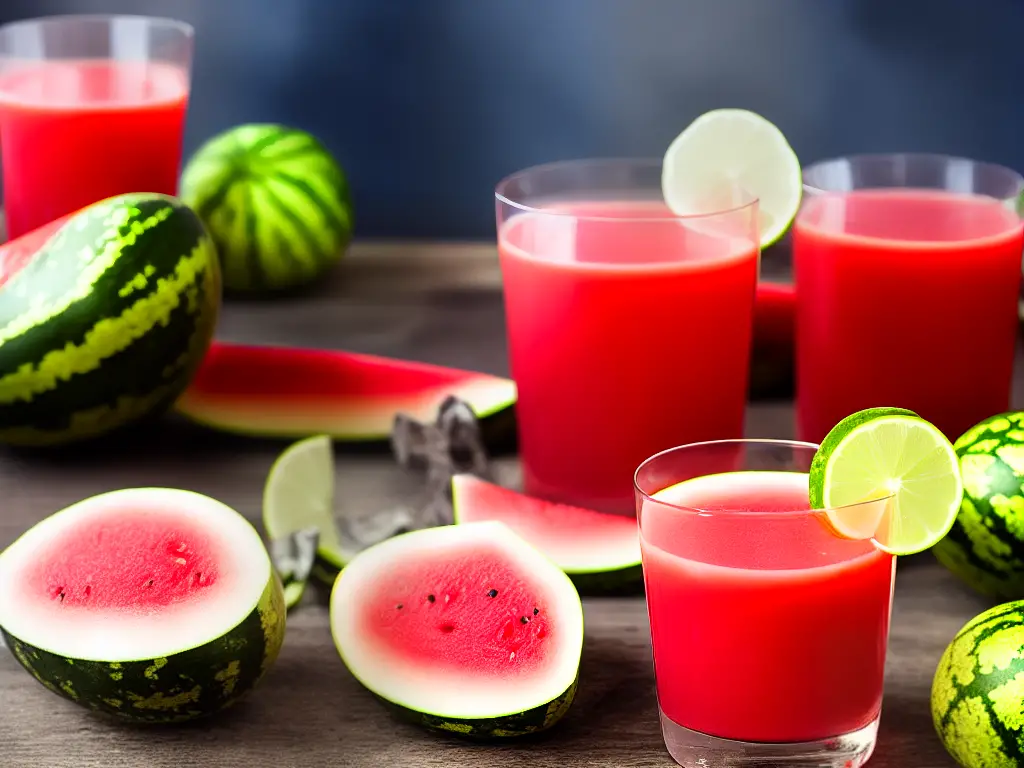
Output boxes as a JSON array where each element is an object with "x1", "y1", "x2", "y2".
[
  {"x1": 932, "y1": 600, "x2": 1024, "y2": 767},
  {"x1": 180, "y1": 123, "x2": 355, "y2": 295},
  {"x1": 933, "y1": 411, "x2": 1024, "y2": 599},
  {"x1": 0, "y1": 193, "x2": 221, "y2": 447}
]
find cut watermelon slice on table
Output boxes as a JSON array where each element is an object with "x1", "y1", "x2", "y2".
[
  {"x1": 451, "y1": 474, "x2": 642, "y2": 591},
  {"x1": 174, "y1": 342, "x2": 517, "y2": 444}
]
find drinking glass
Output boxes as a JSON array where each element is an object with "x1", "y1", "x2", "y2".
[
  {"x1": 495, "y1": 159, "x2": 760, "y2": 515},
  {"x1": 635, "y1": 439, "x2": 896, "y2": 768},
  {"x1": 0, "y1": 14, "x2": 194, "y2": 239},
  {"x1": 794, "y1": 153, "x2": 1024, "y2": 444}
]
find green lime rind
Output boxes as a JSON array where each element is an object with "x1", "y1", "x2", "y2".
[
  {"x1": 808, "y1": 407, "x2": 919, "y2": 509},
  {"x1": 810, "y1": 406, "x2": 963, "y2": 556}
]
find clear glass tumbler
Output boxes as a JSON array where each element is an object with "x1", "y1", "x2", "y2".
[
  {"x1": 496, "y1": 159, "x2": 760, "y2": 515},
  {"x1": 0, "y1": 14, "x2": 194, "y2": 239},
  {"x1": 635, "y1": 439, "x2": 896, "y2": 768},
  {"x1": 793, "y1": 153, "x2": 1024, "y2": 445}
]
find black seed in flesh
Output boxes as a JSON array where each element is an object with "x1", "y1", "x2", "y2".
[
  {"x1": 427, "y1": 594, "x2": 436, "y2": 603},
  {"x1": 520, "y1": 616, "x2": 530, "y2": 624},
  {"x1": 487, "y1": 589, "x2": 498, "y2": 598},
  {"x1": 396, "y1": 604, "x2": 404, "y2": 610},
  {"x1": 441, "y1": 624, "x2": 455, "y2": 633},
  {"x1": 533, "y1": 607, "x2": 539, "y2": 615}
]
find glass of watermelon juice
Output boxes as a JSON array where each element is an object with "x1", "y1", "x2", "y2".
[
  {"x1": 0, "y1": 14, "x2": 193, "y2": 239},
  {"x1": 794, "y1": 153, "x2": 1024, "y2": 445},
  {"x1": 495, "y1": 159, "x2": 760, "y2": 516},
  {"x1": 634, "y1": 439, "x2": 896, "y2": 768}
]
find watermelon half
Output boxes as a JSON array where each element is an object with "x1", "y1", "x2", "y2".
[
  {"x1": 0, "y1": 488, "x2": 286, "y2": 723},
  {"x1": 451, "y1": 474, "x2": 642, "y2": 591},
  {"x1": 329, "y1": 521, "x2": 583, "y2": 738},
  {"x1": 175, "y1": 342, "x2": 517, "y2": 443}
]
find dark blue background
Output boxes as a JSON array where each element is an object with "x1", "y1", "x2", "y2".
[{"x1": 1, "y1": 0, "x2": 1021, "y2": 238}]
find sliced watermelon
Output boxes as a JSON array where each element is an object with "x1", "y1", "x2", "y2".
[
  {"x1": 0, "y1": 212, "x2": 72, "y2": 288},
  {"x1": 329, "y1": 521, "x2": 583, "y2": 738},
  {"x1": 175, "y1": 342, "x2": 517, "y2": 442},
  {"x1": 451, "y1": 474, "x2": 642, "y2": 590}
]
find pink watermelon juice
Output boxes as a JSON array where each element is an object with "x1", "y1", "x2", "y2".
[
  {"x1": 794, "y1": 188, "x2": 1024, "y2": 444},
  {"x1": 498, "y1": 200, "x2": 759, "y2": 515},
  {"x1": 0, "y1": 59, "x2": 190, "y2": 239},
  {"x1": 639, "y1": 469, "x2": 895, "y2": 743}
]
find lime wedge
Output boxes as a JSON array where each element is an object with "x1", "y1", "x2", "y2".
[
  {"x1": 661, "y1": 108, "x2": 802, "y2": 248},
  {"x1": 809, "y1": 407, "x2": 964, "y2": 556},
  {"x1": 263, "y1": 434, "x2": 346, "y2": 605}
]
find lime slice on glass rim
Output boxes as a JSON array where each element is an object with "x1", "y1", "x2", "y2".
[
  {"x1": 661, "y1": 108, "x2": 802, "y2": 248},
  {"x1": 262, "y1": 434, "x2": 346, "y2": 605},
  {"x1": 808, "y1": 407, "x2": 964, "y2": 556}
]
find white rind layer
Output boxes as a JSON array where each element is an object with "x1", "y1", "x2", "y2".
[
  {"x1": 330, "y1": 521, "x2": 584, "y2": 720},
  {"x1": 0, "y1": 487, "x2": 272, "y2": 662}
]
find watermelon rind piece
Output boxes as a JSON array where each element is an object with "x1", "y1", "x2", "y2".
[
  {"x1": 0, "y1": 193, "x2": 221, "y2": 447},
  {"x1": 180, "y1": 123, "x2": 354, "y2": 295},
  {"x1": 0, "y1": 488, "x2": 286, "y2": 723},
  {"x1": 450, "y1": 474, "x2": 642, "y2": 591},
  {"x1": 174, "y1": 342, "x2": 517, "y2": 445},
  {"x1": 933, "y1": 411, "x2": 1024, "y2": 599},
  {"x1": 932, "y1": 600, "x2": 1024, "y2": 766},
  {"x1": 329, "y1": 521, "x2": 583, "y2": 738}
]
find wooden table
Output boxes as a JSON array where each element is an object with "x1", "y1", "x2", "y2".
[{"x1": 0, "y1": 241, "x2": 1005, "y2": 767}]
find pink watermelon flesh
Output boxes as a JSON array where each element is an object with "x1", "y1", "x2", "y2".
[
  {"x1": 451, "y1": 475, "x2": 641, "y2": 574},
  {"x1": 175, "y1": 342, "x2": 517, "y2": 440},
  {"x1": 0, "y1": 213, "x2": 72, "y2": 288},
  {"x1": 22, "y1": 509, "x2": 219, "y2": 610},
  {"x1": 359, "y1": 539, "x2": 553, "y2": 679}
]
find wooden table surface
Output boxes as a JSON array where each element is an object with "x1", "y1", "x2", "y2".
[{"x1": 0, "y1": 240, "x2": 1009, "y2": 767}]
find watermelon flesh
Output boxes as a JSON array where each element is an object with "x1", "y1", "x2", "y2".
[
  {"x1": 330, "y1": 522, "x2": 583, "y2": 736},
  {"x1": 175, "y1": 342, "x2": 517, "y2": 441},
  {"x1": 0, "y1": 212, "x2": 73, "y2": 288},
  {"x1": 0, "y1": 488, "x2": 272, "y2": 663},
  {"x1": 451, "y1": 474, "x2": 641, "y2": 582}
]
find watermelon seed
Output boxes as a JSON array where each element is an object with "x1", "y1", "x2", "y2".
[
  {"x1": 145, "y1": 579, "x2": 154, "y2": 588},
  {"x1": 533, "y1": 608, "x2": 539, "y2": 615},
  {"x1": 57, "y1": 590, "x2": 65, "y2": 602},
  {"x1": 396, "y1": 603, "x2": 404, "y2": 610},
  {"x1": 440, "y1": 624, "x2": 455, "y2": 633},
  {"x1": 487, "y1": 589, "x2": 498, "y2": 598},
  {"x1": 520, "y1": 616, "x2": 530, "y2": 624},
  {"x1": 427, "y1": 594, "x2": 436, "y2": 603},
  {"x1": 84, "y1": 586, "x2": 91, "y2": 597}
]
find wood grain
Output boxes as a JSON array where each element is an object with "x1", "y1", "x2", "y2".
[{"x1": 0, "y1": 241, "x2": 1006, "y2": 767}]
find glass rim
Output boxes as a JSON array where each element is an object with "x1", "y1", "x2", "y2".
[
  {"x1": 801, "y1": 151, "x2": 1024, "y2": 196},
  {"x1": 494, "y1": 157, "x2": 760, "y2": 223},
  {"x1": 633, "y1": 438, "x2": 896, "y2": 518},
  {"x1": 0, "y1": 13, "x2": 194, "y2": 39}
]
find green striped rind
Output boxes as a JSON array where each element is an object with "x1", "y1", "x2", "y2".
[
  {"x1": 0, "y1": 573, "x2": 285, "y2": 724},
  {"x1": 375, "y1": 675, "x2": 578, "y2": 739},
  {"x1": 0, "y1": 193, "x2": 221, "y2": 446},
  {"x1": 180, "y1": 123, "x2": 354, "y2": 294},
  {"x1": 932, "y1": 600, "x2": 1024, "y2": 767},
  {"x1": 933, "y1": 412, "x2": 1024, "y2": 599}
]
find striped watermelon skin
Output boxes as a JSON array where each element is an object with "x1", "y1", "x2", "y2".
[
  {"x1": 179, "y1": 123, "x2": 354, "y2": 294},
  {"x1": 931, "y1": 600, "x2": 1024, "y2": 767},
  {"x1": 2, "y1": 574, "x2": 286, "y2": 724},
  {"x1": 933, "y1": 412, "x2": 1024, "y2": 599},
  {"x1": 0, "y1": 193, "x2": 221, "y2": 446}
]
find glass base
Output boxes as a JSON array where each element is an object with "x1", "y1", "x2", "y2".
[{"x1": 659, "y1": 709, "x2": 879, "y2": 767}]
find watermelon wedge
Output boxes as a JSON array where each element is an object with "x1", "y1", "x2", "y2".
[
  {"x1": 330, "y1": 521, "x2": 583, "y2": 739},
  {"x1": 451, "y1": 474, "x2": 642, "y2": 590},
  {"x1": 175, "y1": 342, "x2": 517, "y2": 442}
]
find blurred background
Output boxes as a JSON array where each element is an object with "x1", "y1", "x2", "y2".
[{"x1": 0, "y1": 0, "x2": 1020, "y2": 239}]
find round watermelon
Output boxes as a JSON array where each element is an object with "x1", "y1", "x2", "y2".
[
  {"x1": 329, "y1": 521, "x2": 583, "y2": 739},
  {"x1": 0, "y1": 193, "x2": 221, "y2": 446},
  {"x1": 0, "y1": 487, "x2": 286, "y2": 723},
  {"x1": 179, "y1": 123, "x2": 354, "y2": 295},
  {"x1": 932, "y1": 600, "x2": 1024, "y2": 767},
  {"x1": 933, "y1": 411, "x2": 1024, "y2": 598}
]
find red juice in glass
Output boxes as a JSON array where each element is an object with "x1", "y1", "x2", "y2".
[
  {"x1": 496, "y1": 160, "x2": 760, "y2": 515},
  {"x1": 794, "y1": 155, "x2": 1024, "y2": 444},
  {"x1": 0, "y1": 15, "x2": 194, "y2": 239},
  {"x1": 636, "y1": 440, "x2": 895, "y2": 768}
]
